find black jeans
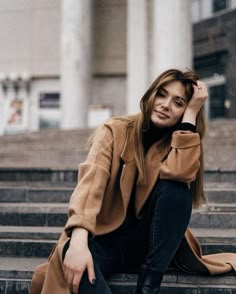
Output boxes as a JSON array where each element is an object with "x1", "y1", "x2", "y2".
[{"x1": 63, "y1": 179, "x2": 193, "y2": 293}]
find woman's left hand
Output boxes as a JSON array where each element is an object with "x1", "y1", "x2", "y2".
[
  {"x1": 182, "y1": 81, "x2": 208, "y2": 125},
  {"x1": 187, "y1": 81, "x2": 208, "y2": 115}
]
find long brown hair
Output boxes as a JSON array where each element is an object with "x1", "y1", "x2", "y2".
[{"x1": 115, "y1": 69, "x2": 206, "y2": 207}]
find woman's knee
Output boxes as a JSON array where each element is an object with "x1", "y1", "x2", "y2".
[{"x1": 156, "y1": 179, "x2": 192, "y2": 209}]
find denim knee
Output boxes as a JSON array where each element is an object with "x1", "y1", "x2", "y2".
[{"x1": 155, "y1": 179, "x2": 192, "y2": 213}]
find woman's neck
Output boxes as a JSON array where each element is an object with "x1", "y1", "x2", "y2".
[{"x1": 142, "y1": 122, "x2": 174, "y2": 154}]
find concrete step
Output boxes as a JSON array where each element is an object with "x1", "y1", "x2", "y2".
[
  {"x1": 0, "y1": 226, "x2": 61, "y2": 258},
  {"x1": 1, "y1": 183, "x2": 236, "y2": 204},
  {"x1": 207, "y1": 203, "x2": 236, "y2": 212},
  {"x1": 0, "y1": 128, "x2": 92, "y2": 170},
  {"x1": 200, "y1": 243, "x2": 236, "y2": 255},
  {"x1": 0, "y1": 202, "x2": 235, "y2": 228},
  {"x1": 0, "y1": 226, "x2": 235, "y2": 258},
  {"x1": 190, "y1": 209, "x2": 236, "y2": 228},
  {"x1": 191, "y1": 228, "x2": 236, "y2": 243},
  {"x1": 0, "y1": 257, "x2": 235, "y2": 294},
  {"x1": 0, "y1": 257, "x2": 45, "y2": 294},
  {"x1": 1, "y1": 119, "x2": 236, "y2": 171},
  {"x1": 0, "y1": 226, "x2": 62, "y2": 240},
  {"x1": 0, "y1": 203, "x2": 67, "y2": 227},
  {"x1": 0, "y1": 168, "x2": 77, "y2": 183},
  {"x1": 205, "y1": 183, "x2": 236, "y2": 203},
  {"x1": 0, "y1": 185, "x2": 72, "y2": 203},
  {"x1": 191, "y1": 228, "x2": 236, "y2": 255},
  {"x1": 204, "y1": 169, "x2": 236, "y2": 183},
  {"x1": 0, "y1": 167, "x2": 236, "y2": 183},
  {"x1": 0, "y1": 239, "x2": 55, "y2": 258},
  {"x1": 1, "y1": 226, "x2": 233, "y2": 244},
  {"x1": 109, "y1": 273, "x2": 236, "y2": 294},
  {"x1": 0, "y1": 182, "x2": 236, "y2": 203},
  {"x1": 0, "y1": 238, "x2": 234, "y2": 258}
]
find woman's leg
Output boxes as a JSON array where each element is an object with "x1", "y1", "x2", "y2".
[{"x1": 136, "y1": 179, "x2": 193, "y2": 294}]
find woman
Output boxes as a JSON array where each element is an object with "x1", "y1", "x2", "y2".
[{"x1": 30, "y1": 69, "x2": 236, "y2": 294}]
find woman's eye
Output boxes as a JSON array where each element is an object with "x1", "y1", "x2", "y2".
[
  {"x1": 175, "y1": 100, "x2": 183, "y2": 107},
  {"x1": 157, "y1": 91, "x2": 165, "y2": 97}
]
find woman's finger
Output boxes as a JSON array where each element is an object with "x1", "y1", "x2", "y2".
[
  {"x1": 72, "y1": 272, "x2": 83, "y2": 294},
  {"x1": 87, "y1": 258, "x2": 96, "y2": 286},
  {"x1": 194, "y1": 82, "x2": 208, "y2": 99},
  {"x1": 67, "y1": 271, "x2": 74, "y2": 290}
]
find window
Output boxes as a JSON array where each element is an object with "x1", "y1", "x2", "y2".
[
  {"x1": 192, "y1": 0, "x2": 234, "y2": 22},
  {"x1": 212, "y1": 0, "x2": 230, "y2": 12},
  {"x1": 209, "y1": 84, "x2": 226, "y2": 118},
  {"x1": 192, "y1": 0, "x2": 201, "y2": 22},
  {"x1": 39, "y1": 92, "x2": 60, "y2": 129},
  {"x1": 202, "y1": 74, "x2": 226, "y2": 119},
  {"x1": 191, "y1": 0, "x2": 212, "y2": 23},
  {"x1": 39, "y1": 93, "x2": 60, "y2": 109}
]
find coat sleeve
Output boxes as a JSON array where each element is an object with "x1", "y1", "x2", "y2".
[
  {"x1": 64, "y1": 124, "x2": 114, "y2": 236},
  {"x1": 159, "y1": 130, "x2": 201, "y2": 183}
]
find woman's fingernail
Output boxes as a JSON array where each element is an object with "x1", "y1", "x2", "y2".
[{"x1": 91, "y1": 278, "x2": 96, "y2": 286}]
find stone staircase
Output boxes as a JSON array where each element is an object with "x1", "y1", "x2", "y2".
[
  {"x1": 0, "y1": 168, "x2": 235, "y2": 294},
  {"x1": 0, "y1": 120, "x2": 236, "y2": 293}
]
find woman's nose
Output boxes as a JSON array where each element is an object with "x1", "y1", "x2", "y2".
[{"x1": 161, "y1": 97, "x2": 171, "y2": 109}]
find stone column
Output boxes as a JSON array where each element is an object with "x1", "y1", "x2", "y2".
[
  {"x1": 61, "y1": 0, "x2": 92, "y2": 129},
  {"x1": 152, "y1": 0, "x2": 192, "y2": 79},
  {"x1": 126, "y1": 0, "x2": 148, "y2": 114}
]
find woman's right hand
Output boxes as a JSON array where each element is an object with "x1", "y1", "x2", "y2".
[{"x1": 63, "y1": 228, "x2": 96, "y2": 294}]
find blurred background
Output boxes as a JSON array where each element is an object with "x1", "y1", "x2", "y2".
[{"x1": 0, "y1": 0, "x2": 235, "y2": 135}]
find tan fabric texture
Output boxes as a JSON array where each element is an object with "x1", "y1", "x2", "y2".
[{"x1": 30, "y1": 118, "x2": 236, "y2": 294}]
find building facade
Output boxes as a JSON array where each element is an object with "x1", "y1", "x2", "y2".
[
  {"x1": 192, "y1": 0, "x2": 236, "y2": 119},
  {"x1": 0, "y1": 0, "x2": 235, "y2": 135}
]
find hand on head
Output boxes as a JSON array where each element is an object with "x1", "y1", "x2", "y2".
[{"x1": 188, "y1": 81, "x2": 208, "y2": 115}]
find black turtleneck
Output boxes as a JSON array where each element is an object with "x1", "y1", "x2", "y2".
[{"x1": 142, "y1": 122, "x2": 196, "y2": 155}]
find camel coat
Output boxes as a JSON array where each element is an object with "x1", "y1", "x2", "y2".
[{"x1": 30, "y1": 118, "x2": 236, "y2": 294}]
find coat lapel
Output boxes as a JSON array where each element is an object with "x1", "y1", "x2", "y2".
[
  {"x1": 119, "y1": 126, "x2": 170, "y2": 216},
  {"x1": 119, "y1": 127, "x2": 137, "y2": 209},
  {"x1": 135, "y1": 141, "x2": 169, "y2": 216}
]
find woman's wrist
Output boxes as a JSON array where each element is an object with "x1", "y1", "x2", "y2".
[
  {"x1": 71, "y1": 227, "x2": 89, "y2": 248},
  {"x1": 182, "y1": 107, "x2": 198, "y2": 126}
]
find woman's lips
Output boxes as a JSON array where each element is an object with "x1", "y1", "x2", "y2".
[{"x1": 155, "y1": 110, "x2": 169, "y2": 119}]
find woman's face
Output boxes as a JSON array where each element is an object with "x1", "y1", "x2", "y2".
[{"x1": 150, "y1": 81, "x2": 188, "y2": 128}]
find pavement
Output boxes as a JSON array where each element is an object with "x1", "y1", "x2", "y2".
[{"x1": 1, "y1": 119, "x2": 236, "y2": 170}]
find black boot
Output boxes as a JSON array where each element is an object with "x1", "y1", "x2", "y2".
[{"x1": 136, "y1": 265, "x2": 163, "y2": 294}]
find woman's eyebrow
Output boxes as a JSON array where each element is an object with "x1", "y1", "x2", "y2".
[
  {"x1": 159, "y1": 87, "x2": 167, "y2": 93},
  {"x1": 161, "y1": 87, "x2": 187, "y2": 102},
  {"x1": 176, "y1": 96, "x2": 187, "y2": 103}
]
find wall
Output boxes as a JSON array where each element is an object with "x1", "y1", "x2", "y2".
[{"x1": 0, "y1": 0, "x2": 61, "y2": 77}]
